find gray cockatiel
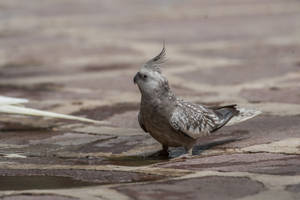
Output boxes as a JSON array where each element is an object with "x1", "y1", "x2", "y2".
[{"x1": 134, "y1": 46, "x2": 261, "y2": 157}]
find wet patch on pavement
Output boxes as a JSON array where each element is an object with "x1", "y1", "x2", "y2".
[
  {"x1": 0, "y1": 169, "x2": 164, "y2": 186},
  {"x1": 0, "y1": 176, "x2": 99, "y2": 191},
  {"x1": 0, "y1": 194, "x2": 78, "y2": 200}
]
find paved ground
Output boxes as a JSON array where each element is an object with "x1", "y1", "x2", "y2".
[{"x1": 0, "y1": 0, "x2": 300, "y2": 199}]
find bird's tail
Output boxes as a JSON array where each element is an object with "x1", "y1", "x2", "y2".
[{"x1": 225, "y1": 107, "x2": 262, "y2": 126}]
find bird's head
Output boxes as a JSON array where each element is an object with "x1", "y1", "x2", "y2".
[{"x1": 133, "y1": 45, "x2": 169, "y2": 96}]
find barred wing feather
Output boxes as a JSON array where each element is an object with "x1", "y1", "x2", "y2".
[{"x1": 169, "y1": 102, "x2": 223, "y2": 139}]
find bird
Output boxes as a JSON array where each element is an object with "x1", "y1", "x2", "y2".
[
  {"x1": 133, "y1": 45, "x2": 261, "y2": 157},
  {"x1": 0, "y1": 95, "x2": 108, "y2": 124}
]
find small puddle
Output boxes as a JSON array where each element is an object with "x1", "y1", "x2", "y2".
[
  {"x1": 103, "y1": 149, "x2": 192, "y2": 166},
  {"x1": 0, "y1": 176, "x2": 99, "y2": 191},
  {"x1": 104, "y1": 142, "x2": 238, "y2": 166}
]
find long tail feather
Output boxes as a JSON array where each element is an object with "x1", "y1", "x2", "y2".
[
  {"x1": 0, "y1": 105, "x2": 108, "y2": 125},
  {"x1": 0, "y1": 96, "x2": 28, "y2": 105},
  {"x1": 226, "y1": 107, "x2": 262, "y2": 126}
]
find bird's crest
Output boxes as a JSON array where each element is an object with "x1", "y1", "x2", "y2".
[{"x1": 143, "y1": 43, "x2": 166, "y2": 73}]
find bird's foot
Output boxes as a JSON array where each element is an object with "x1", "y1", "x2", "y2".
[
  {"x1": 171, "y1": 148, "x2": 193, "y2": 161},
  {"x1": 149, "y1": 149, "x2": 169, "y2": 158}
]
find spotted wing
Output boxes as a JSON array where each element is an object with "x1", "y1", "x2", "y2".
[{"x1": 169, "y1": 101, "x2": 224, "y2": 139}]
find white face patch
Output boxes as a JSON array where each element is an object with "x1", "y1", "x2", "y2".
[{"x1": 137, "y1": 68, "x2": 166, "y2": 94}]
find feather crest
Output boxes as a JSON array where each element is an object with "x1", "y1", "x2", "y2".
[{"x1": 144, "y1": 43, "x2": 166, "y2": 72}]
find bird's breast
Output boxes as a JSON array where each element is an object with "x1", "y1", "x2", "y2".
[
  {"x1": 140, "y1": 100, "x2": 188, "y2": 147},
  {"x1": 141, "y1": 100, "x2": 167, "y2": 129}
]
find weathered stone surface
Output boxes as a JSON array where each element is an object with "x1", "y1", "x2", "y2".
[
  {"x1": 177, "y1": 61, "x2": 299, "y2": 86},
  {"x1": 211, "y1": 115, "x2": 300, "y2": 148},
  {"x1": 159, "y1": 153, "x2": 300, "y2": 175},
  {"x1": 286, "y1": 183, "x2": 300, "y2": 193},
  {"x1": 115, "y1": 176, "x2": 266, "y2": 200},
  {"x1": 240, "y1": 87, "x2": 300, "y2": 104},
  {"x1": 72, "y1": 103, "x2": 139, "y2": 121}
]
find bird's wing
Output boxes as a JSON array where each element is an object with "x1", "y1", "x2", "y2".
[
  {"x1": 138, "y1": 111, "x2": 148, "y2": 132},
  {"x1": 169, "y1": 101, "x2": 225, "y2": 139},
  {"x1": 209, "y1": 104, "x2": 240, "y2": 131}
]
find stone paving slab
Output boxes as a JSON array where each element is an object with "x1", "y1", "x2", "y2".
[
  {"x1": 0, "y1": 0, "x2": 300, "y2": 199},
  {"x1": 115, "y1": 176, "x2": 266, "y2": 200},
  {"x1": 158, "y1": 153, "x2": 300, "y2": 175}
]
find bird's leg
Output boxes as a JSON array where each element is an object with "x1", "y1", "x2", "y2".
[
  {"x1": 186, "y1": 148, "x2": 193, "y2": 156},
  {"x1": 172, "y1": 146, "x2": 193, "y2": 160},
  {"x1": 149, "y1": 145, "x2": 169, "y2": 157},
  {"x1": 158, "y1": 145, "x2": 169, "y2": 156},
  {"x1": 183, "y1": 146, "x2": 193, "y2": 157}
]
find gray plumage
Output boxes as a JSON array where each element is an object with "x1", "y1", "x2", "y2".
[{"x1": 133, "y1": 46, "x2": 261, "y2": 155}]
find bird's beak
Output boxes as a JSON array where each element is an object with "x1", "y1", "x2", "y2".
[{"x1": 133, "y1": 73, "x2": 139, "y2": 84}]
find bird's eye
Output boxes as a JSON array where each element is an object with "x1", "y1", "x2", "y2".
[{"x1": 143, "y1": 74, "x2": 148, "y2": 79}]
